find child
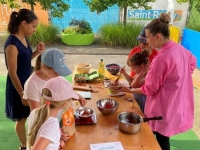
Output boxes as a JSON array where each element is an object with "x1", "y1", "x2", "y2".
[
  {"x1": 27, "y1": 76, "x2": 79, "y2": 150},
  {"x1": 120, "y1": 50, "x2": 149, "y2": 112}
]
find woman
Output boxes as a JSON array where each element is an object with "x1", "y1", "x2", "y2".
[
  {"x1": 4, "y1": 9, "x2": 45, "y2": 150},
  {"x1": 127, "y1": 27, "x2": 158, "y2": 77},
  {"x1": 116, "y1": 13, "x2": 196, "y2": 150}
]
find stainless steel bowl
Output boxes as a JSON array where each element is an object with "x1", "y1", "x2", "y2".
[
  {"x1": 96, "y1": 99, "x2": 119, "y2": 115},
  {"x1": 74, "y1": 107, "x2": 94, "y2": 119}
]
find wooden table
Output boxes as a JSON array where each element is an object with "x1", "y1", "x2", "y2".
[{"x1": 62, "y1": 75, "x2": 161, "y2": 150}]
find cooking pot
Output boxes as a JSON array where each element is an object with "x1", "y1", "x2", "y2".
[
  {"x1": 74, "y1": 107, "x2": 95, "y2": 119},
  {"x1": 117, "y1": 112, "x2": 163, "y2": 134}
]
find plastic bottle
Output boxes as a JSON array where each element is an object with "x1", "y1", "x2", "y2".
[{"x1": 98, "y1": 59, "x2": 105, "y2": 82}]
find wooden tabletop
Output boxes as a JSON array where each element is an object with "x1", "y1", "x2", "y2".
[{"x1": 61, "y1": 73, "x2": 161, "y2": 150}]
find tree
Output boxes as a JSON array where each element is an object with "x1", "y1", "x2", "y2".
[
  {"x1": 177, "y1": 0, "x2": 200, "y2": 25},
  {"x1": 0, "y1": 0, "x2": 70, "y2": 18},
  {"x1": 83, "y1": 0, "x2": 156, "y2": 25},
  {"x1": 84, "y1": 0, "x2": 200, "y2": 25}
]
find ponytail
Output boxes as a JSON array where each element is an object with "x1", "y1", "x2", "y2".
[
  {"x1": 34, "y1": 54, "x2": 42, "y2": 71},
  {"x1": 8, "y1": 11, "x2": 19, "y2": 34},
  {"x1": 28, "y1": 104, "x2": 50, "y2": 149},
  {"x1": 27, "y1": 88, "x2": 67, "y2": 148},
  {"x1": 7, "y1": 9, "x2": 38, "y2": 34}
]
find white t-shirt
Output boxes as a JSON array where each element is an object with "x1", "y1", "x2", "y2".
[
  {"x1": 27, "y1": 109, "x2": 61, "y2": 150},
  {"x1": 23, "y1": 72, "x2": 47, "y2": 103}
]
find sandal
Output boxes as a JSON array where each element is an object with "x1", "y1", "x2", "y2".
[{"x1": 19, "y1": 145, "x2": 26, "y2": 150}]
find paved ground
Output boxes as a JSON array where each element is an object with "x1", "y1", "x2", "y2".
[{"x1": 0, "y1": 39, "x2": 200, "y2": 140}]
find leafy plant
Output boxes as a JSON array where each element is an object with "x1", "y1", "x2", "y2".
[
  {"x1": 0, "y1": 0, "x2": 70, "y2": 18},
  {"x1": 63, "y1": 19, "x2": 93, "y2": 34},
  {"x1": 83, "y1": 0, "x2": 155, "y2": 24},
  {"x1": 99, "y1": 23, "x2": 144, "y2": 48},
  {"x1": 28, "y1": 23, "x2": 60, "y2": 46}
]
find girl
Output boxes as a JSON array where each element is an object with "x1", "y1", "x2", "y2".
[
  {"x1": 120, "y1": 50, "x2": 149, "y2": 112},
  {"x1": 4, "y1": 9, "x2": 45, "y2": 150},
  {"x1": 27, "y1": 76, "x2": 79, "y2": 150},
  {"x1": 23, "y1": 48, "x2": 87, "y2": 148},
  {"x1": 127, "y1": 27, "x2": 158, "y2": 78}
]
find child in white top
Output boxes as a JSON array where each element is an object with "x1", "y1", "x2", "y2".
[
  {"x1": 27, "y1": 76, "x2": 79, "y2": 150},
  {"x1": 23, "y1": 48, "x2": 86, "y2": 111}
]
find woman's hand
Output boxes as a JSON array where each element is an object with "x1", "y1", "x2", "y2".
[
  {"x1": 36, "y1": 42, "x2": 45, "y2": 54},
  {"x1": 21, "y1": 98, "x2": 29, "y2": 106},
  {"x1": 114, "y1": 85, "x2": 132, "y2": 93}
]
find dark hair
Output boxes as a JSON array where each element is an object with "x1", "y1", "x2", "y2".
[
  {"x1": 129, "y1": 50, "x2": 149, "y2": 66},
  {"x1": 146, "y1": 13, "x2": 171, "y2": 38},
  {"x1": 8, "y1": 9, "x2": 38, "y2": 34}
]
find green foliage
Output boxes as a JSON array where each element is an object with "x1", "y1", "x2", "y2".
[
  {"x1": 99, "y1": 23, "x2": 144, "y2": 48},
  {"x1": 185, "y1": 0, "x2": 200, "y2": 31},
  {"x1": 195, "y1": 0, "x2": 200, "y2": 12},
  {"x1": 0, "y1": 0, "x2": 70, "y2": 18},
  {"x1": 63, "y1": 19, "x2": 93, "y2": 34},
  {"x1": 63, "y1": 26, "x2": 80, "y2": 35},
  {"x1": 28, "y1": 23, "x2": 60, "y2": 46},
  {"x1": 83, "y1": 0, "x2": 155, "y2": 14},
  {"x1": 0, "y1": 0, "x2": 20, "y2": 8},
  {"x1": 186, "y1": 25, "x2": 200, "y2": 32},
  {"x1": 177, "y1": 0, "x2": 200, "y2": 13}
]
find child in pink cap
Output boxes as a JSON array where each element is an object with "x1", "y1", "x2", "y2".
[{"x1": 27, "y1": 76, "x2": 79, "y2": 150}]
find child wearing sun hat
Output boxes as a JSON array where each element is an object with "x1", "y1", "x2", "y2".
[{"x1": 27, "y1": 76, "x2": 79, "y2": 150}]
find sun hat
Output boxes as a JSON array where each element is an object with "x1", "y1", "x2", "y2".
[
  {"x1": 136, "y1": 27, "x2": 147, "y2": 44},
  {"x1": 42, "y1": 76, "x2": 79, "y2": 101},
  {"x1": 41, "y1": 48, "x2": 72, "y2": 76}
]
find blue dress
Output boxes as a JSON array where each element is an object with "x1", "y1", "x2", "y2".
[{"x1": 4, "y1": 35, "x2": 32, "y2": 121}]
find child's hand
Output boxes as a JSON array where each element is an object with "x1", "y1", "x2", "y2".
[
  {"x1": 77, "y1": 94, "x2": 87, "y2": 107},
  {"x1": 141, "y1": 64, "x2": 149, "y2": 75},
  {"x1": 59, "y1": 140, "x2": 66, "y2": 149},
  {"x1": 60, "y1": 128, "x2": 70, "y2": 142},
  {"x1": 119, "y1": 66, "x2": 126, "y2": 74}
]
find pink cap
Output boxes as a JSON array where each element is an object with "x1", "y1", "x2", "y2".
[{"x1": 42, "y1": 76, "x2": 79, "y2": 101}]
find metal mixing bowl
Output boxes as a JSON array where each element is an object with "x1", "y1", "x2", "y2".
[
  {"x1": 96, "y1": 99, "x2": 119, "y2": 115},
  {"x1": 74, "y1": 107, "x2": 94, "y2": 119}
]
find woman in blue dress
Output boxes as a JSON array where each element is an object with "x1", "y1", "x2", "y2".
[{"x1": 4, "y1": 9, "x2": 45, "y2": 150}]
